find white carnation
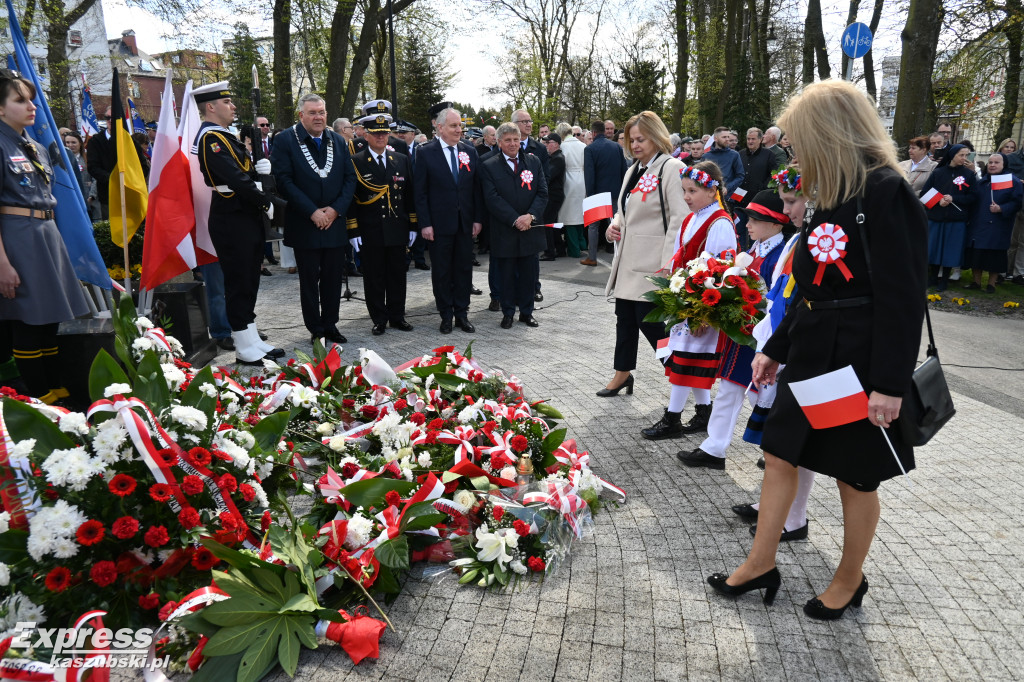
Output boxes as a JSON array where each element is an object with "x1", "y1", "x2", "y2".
[
  {"x1": 510, "y1": 559, "x2": 527, "y2": 575},
  {"x1": 0, "y1": 562, "x2": 10, "y2": 586},
  {"x1": 249, "y1": 481, "x2": 269, "y2": 508},
  {"x1": 345, "y1": 514, "x2": 374, "y2": 549},
  {"x1": 169, "y1": 405, "x2": 207, "y2": 431},
  {"x1": 58, "y1": 412, "x2": 89, "y2": 436},
  {"x1": 161, "y1": 364, "x2": 187, "y2": 390},
  {"x1": 103, "y1": 383, "x2": 132, "y2": 398},
  {"x1": 132, "y1": 337, "x2": 154, "y2": 353},
  {"x1": 135, "y1": 316, "x2": 154, "y2": 330},
  {"x1": 199, "y1": 383, "x2": 218, "y2": 398},
  {"x1": 417, "y1": 452, "x2": 432, "y2": 468}
]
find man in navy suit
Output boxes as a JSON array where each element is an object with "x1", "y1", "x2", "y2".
[
  {"x1": 582, "y1": 119, "x2": 628, "y2": 265},
  {"x1": 512, "y1": 109, "x2": 549, "y2": 178},
  {"x1": 413, "y1": 105, "x2": 484, "y2": 334}
]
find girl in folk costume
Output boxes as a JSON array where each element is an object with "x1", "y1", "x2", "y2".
[
  {"x1": 641, "y1": 161, "x2": 737, "y2": 440},
  {"x1": 677, "y1": 188, "x2": 791, "y2": 471}
]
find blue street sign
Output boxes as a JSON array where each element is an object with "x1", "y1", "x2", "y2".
[{"x1": 842, "y1": 22, "x2": 873, "y2": 59}]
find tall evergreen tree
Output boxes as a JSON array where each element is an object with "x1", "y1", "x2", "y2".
[
  {"x1": 225, "y1": 23, "x2": 276, "y2": 123},
  {"x1": 398, "y1": 34, "x2": 450, "y2": 133},
  {"x1": 612, "y1": 58, "x2": 665, "y2": 121}
]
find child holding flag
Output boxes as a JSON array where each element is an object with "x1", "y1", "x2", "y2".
[{"x1": 965, "y1": 152, "x2": 1022, "y2": 292}]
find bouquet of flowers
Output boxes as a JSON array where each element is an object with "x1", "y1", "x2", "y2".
[{"x1": 643, "y1": 249, "x2": 768, "y2": 347}]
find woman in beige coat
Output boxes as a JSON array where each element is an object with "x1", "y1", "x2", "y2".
[
  {"x1": 600, "y1": 111, "x2": 689, "y2": 396},
  {"x1": 897, "y1": 136, "x2": 937, "y2": 195}
]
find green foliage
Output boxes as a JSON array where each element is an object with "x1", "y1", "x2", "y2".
[
  {"x1": 612, "y1": 58, "x2": 665, "y2": 122},
  {"x1": 225, "y1": 23, "x2": 276, "y2": 122},
  {"x1": 399, "y1": 33, "x2": 453, "y2": 133},
  {"x1": 92, "y1": 220, "x2": 144, "y2": 270}
]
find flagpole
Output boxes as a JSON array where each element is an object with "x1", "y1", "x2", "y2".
[{"x1": 119, "y1": 170, "x2": 131, "y2": 297}]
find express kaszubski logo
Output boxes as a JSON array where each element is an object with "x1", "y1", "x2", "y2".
[{"x1": 6, "y1": 621, "x2": 169, "y2": 670}]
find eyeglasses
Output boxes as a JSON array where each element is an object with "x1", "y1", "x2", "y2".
[
  {"x1": 342, "y1": 126, "x2": 354, "y2": 131},
  {"x1": 515, "y1": 119, "x2": 532, "y2": 125},
  {"x1": 258, "y1": 123, "x2": 270, "y2": 128},
  {"x1": 574, "y1": 133, "x2": 583, "y2": 137}
]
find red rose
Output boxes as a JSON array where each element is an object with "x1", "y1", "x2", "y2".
[
  {"x1": 149, "y1": 483, "x2": 173, "y2": 503},
  {"x1": 144, "y1": 525, "x2": 170, "y2": 548},
  {"x1": 527, "y1": 556, "x2": 546, "y2": 572},
  {"x1": 394, "y1": 399, "x2": 408, "y2": 410},
  {"x1": 510, "y1": 435, "x2": 529, "y2": 453},
  {"x1": 409, "y1": 412, "x2": 426, "y2": 425},
  {"x1": 90, "y1": 560, "x2": 118, "y2": 587},
  {"x1": 428, "y1": 418, "x2": 445, "y2": 431},
  {"x1": 239, "y1": 484, "x2": 256, "y2": 502},
  {"x1": 492, "y1": 505, "x2": 504, "y2": 521},
  {"x1": 108, "y1": 473, "x2": 136, "y2": 497},
  {"x1": 112, "y1": 516, "x2": 140, "y2": 539},
  {"x1": 384, "y1": 490, "x2": 402, "y2": 507},
  {"x1": 218, "y1": 473, "x2": 238, "y2": 494},
  {"x1": 138, "y1": 593, "x2": 161, "y2": 610},
  {"x1": 514, "y1": 520, "x2": 531, "y2": 537},
  {"x1": 178, "y1": 507, "x2": 201, "y2": 530},
  {"x1": 191, "y1": 547, "x2": 219, "y2": 571},
  {"x1": 742, "y1": 288, "x2": 762, "y2": 304},
  {"x1": 701, "y1": 288, "x2": 722, "y2": 306},
  {"x1": 360, "y1": 405, "x2": 379, "y2": 419},
  {"x1": 45, "y1": 566, "x2": 72, "y2": 592},
  {"x1": 76, "y1": 520, "x2": 104, "y2": 546},
  {"x1": 341, "y1": 462, "x2": 360, "y2": 479},
  {"x1": 342, "y1": 398, "x2": 356, "y2": 408},
  {"x1": 157, "y1": 600, "x2": 178, "y2": 622},
  {"x1": 186, "y1": 447, "x2": 212, "y2": 468},
  {"x1": 181, "y1": 475, "x2": 204, "y2": 496}
]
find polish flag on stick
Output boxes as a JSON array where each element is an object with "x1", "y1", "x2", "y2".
[
  {"x1": 533, "y1": 222, "x2": 564, "y2": 229},
  {"x1": 655, "y1": 337, "x2": 671, "y2": 360},
  {"x1": 730, "y1": 187, "x2": 747, "y2": 202},
  {"x1": 991, "y1": 174, "x2": 1014, "y2": 191},
  {"x1": 920, "y1": 187, "x2": 943, "y2": 209},
  {"x1": 788, "y1": 365, "x2": 868, "y2": 429},
  {"x1": 582, "y1": 192, "x2": 613, "y2": 226}
]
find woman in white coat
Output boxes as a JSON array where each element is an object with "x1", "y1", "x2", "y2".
[{"x1": 556, "y1": 122, "x2": 588, "y2": 258}]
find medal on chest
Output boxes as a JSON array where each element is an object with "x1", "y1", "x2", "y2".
[
  {"x1": 631, "y1": 174, "x2": 659, "y2": 201},
  {"x1": 520, "y1": 169, "x2": 533, "y2": 189},
  {"x1": 806, "y1": 223, "x2": 853, "y2": 286},
  {"x1": 458, "y1": 151, "x2": 471, "y2": 172}
]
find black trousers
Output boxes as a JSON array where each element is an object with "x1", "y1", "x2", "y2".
[
  {"x1": 294, "y1": 246, "x2": 345, "y2": 335},
  {"x1": 430, "y1": 230, "x2": 474, "y2": 321},
  {"x1": 497, "y1": 254, "x2": 539, "y2": 317},
  {"x1": 361, "y1": 244, "x2": 407, "y2": 325},
  {"x1": 209, "y1": 213, "x2": 263, "y2": 331},
  {"x1": 0, "y1": 320, "x2": 60, "y2": 396},
  {"x1": 614, "y1": 298, "x2": 667, "y2": 372}
]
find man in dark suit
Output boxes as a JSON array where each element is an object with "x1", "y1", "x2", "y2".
[
  {"x1": 87, "y1": 107, "x2": 150, "y2": 219},
  {"x1": 540, "y1": 132, "x2": 566, "y2": 260},
  {"x1": 511, "y1": 109, "x2": 549, "y2": 178},
  {"x1": 480, "y1": 122, "x2": 548, "y2": 329},
  {"x1": 582, "y1": 119, "x2": 628, "y2": 265},
  {"x1": 413, "y1": 104, "x2": 483, "y2": 334},
  {"x1": 347, "y1": 114, "x2": 416, "y2": 336},
  {"x1": 271, "y1": 93, "x2": 357, "y2": 345}
]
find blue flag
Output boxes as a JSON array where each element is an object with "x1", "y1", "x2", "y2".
[
  {"x1": 4, "y1": 0, "x2": 109, "y2": 289},
  {"x1": 80, "y1": 83, "x2": 98, "y2": 136},
  {"x1": 127, "y1": 97, "x2": 146, "y2": 134}
]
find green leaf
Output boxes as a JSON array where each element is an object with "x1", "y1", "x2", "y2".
[
  {"x1": 432, "y1": 373, "x2": 466, "y2": 390},
  {"x1": 204, "y1": 617, "x2": 277, "y2": 657},
  {"x1": 278, "y1": 593, "x2": 318, "y2": 614},
  {"x1": 374, "y1": 535, "x2": 410, "y2": 570},
  {"x1": 542, "y1": 427, "x2": 566, "y2": 453},
  {"x1": 293, "y1": 619, "x2": 319, "y2": 650},
  {"x1": 315, "y1": 606, "x2": 348, "y2": 623},
  {"x1": 250, "y1": 568, "x2": 289, "y2": 606},
  {"x1": 87, "y1": 349, "x2": 131, "y2": 404},
  {"x1": 371, "y1": 565, "x2": 401, "y2": 594},
  {"x1": 251, "y1": 411, "x2": 291, "y2": 456},
  {"x1": 189, "y1": 651, "x2": 245, "y2": 682},
  {"x1": 133, "y1": 351, "x2": 170, "y2": 412},
  {"x1": 277, "y1": 626, "x2": 301, "y2": 677},
  {"x1": 0, "y1": 529, "x2": 27, "y2": 563},
  {"x1": 462, "y1": 340, "x2": 474, "y2": 359},
  {"x1": 469, "y1": 476, "x2": 490, "y2": 490},
  {"x1": 207, "y1": 568, "x2": 270, "y2": 601},
  {"x1": 441, "y1": 471, "x2": 462, "y2": 483},
  {"x1": 458, "y1": 569, "x2": 480, "y2": 585},
  {"x1": 2, "y1": 398, "x2": 75, "y2": 454},
  {"x1": 202, "y1": 596, "x2": 279, "y2": 627},
  {"x1": 494, "y1": 564, "x2": 510, "y2": 587},
  {"x1": 533, "y1": 402, "x2": 563, "y2": 420},
  {"x1": 236, "y1": 618, "x2": 283, "y2": 682},
  {"x1": 181, "y1": 365, "x2": 218, "y2": 422},
  {"x1": 200, "y1": 538, "x2": 288, "y2": 578},
  {"x1": 338, "y1": 478, "x2": 416, "y2": 509},
  {"x1": 402, "y1": 512, "x2": 447, "y2": 532}
]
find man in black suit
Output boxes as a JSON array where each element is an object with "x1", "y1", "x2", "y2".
[
  {"x1": 347, "y1": 114, "x2": 416, "y2": 336},
  {"x1": 271, "y1": 93, "x2": 357, "y2": 345},
  {"x1": 511, "y1": 109, "x2": 549, "y2": 178},
  {"x1": 582, "y1": 119, "x2": 628, "y2": 264},
  {"x1": 87, "y1": 107, "x2": 150, "y2": 219},
  {"x1": 480, "y1": 122, "x2": 548, "y2": 329},
  {"x1": 540, "y1": 132, "x2": 566, "y2": 260},
  {"x1": 413, "y1": 104, "x2": 483, "y2": 334}
]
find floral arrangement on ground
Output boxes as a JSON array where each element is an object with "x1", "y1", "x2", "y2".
[{"x1": 0, "y1": 296, "x2": 623, "y2": 682}]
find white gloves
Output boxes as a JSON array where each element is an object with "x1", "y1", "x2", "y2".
[
  {"x1": 349, "y1": 237, "x2": 362, "y2": 252},
  {"x1": 408, "y1": 231, "x2": 417, "y2": 247},
  {"x1": 255, "y1": 158, "x2": 272, "y2": 175},
  {"x1": 265, "y1": 203, "x2": 274, "y2": 220}
]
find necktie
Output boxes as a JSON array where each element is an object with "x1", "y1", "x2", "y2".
[
  {"x1": 263, "y1": 139, "x2": 269, "y2": 156},
  {"x1": 313, "y1": 137, "x2": 321, "y2": 150},
  {"x1": 447, "y1": 145, "x2": 459, "y2": 183},
  {"x1": 378, "y1": 154, "x2": 386, "y2": 171},
  {"x1": 510, "y1": 156, "x2": 518, "y2": 174}
]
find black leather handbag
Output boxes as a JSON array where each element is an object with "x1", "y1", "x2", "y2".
[{"x1": 899, "y1": 307, "x2": 956, "y2": 446}]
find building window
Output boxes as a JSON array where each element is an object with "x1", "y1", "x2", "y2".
[
  {"x1": 130, "y1": 82, "x2": 140, "y2": 98},
  {"x1": 37, "y1": 59, "x2": 45, "y2": 75},
  {"x1": 172, "y1": 54, "x2": 181, "y2": 64},
  {"x1": 196, "y1": 55, "x2": 206, "y2": 68}
]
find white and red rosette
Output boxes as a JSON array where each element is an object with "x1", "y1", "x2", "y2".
[
  {"x1": 952, "y1": 175, "x2": 967, "y2": 189},
  {"x1": 807, "y1": 222, "x2": 853, "y2": 285},
  {"x1": 630, "y1": 174, "x2": 659, "y2": 201},
  {"x1": 458, "y1": 151, "x2": 471, "y2": 171},
  {"x1": 520, "y1": 169, "x2": 534, "y2": 189}
]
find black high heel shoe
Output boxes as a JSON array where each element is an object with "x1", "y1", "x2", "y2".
[
  {"x1": 803, "y1": 576, "x2": 868, "y2": 620},
  {"x1": 596, "y1": 374, "x2": 633, "y2": 397},
  {"x1": 707, "y1": 567, "x2": 781, "y2": 605}
]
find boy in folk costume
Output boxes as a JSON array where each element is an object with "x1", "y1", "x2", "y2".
[
  {"x1": 678, "y1": 188, "x2": 790, "y2": 470},
  {"x1": 642, "y1": 162, "x2": 737, "y2": 440}
]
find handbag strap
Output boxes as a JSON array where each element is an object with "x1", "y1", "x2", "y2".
[
  {"x1": 855, "y1": 195, "x2": 939, "y2": 358},
  {"x1": 657, "y1": 161, "x2": 669, "y2": 234}
]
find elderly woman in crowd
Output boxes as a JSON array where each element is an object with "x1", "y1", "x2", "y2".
[
  {"x1": 965, "y1": 152, "x2": 1023, "y2": 292},
  {"x1": 921, "y1": 144, "x2": 977, "y2": 290},
  {"x1": 997, "y1": 138, "x2": 1024, "y2": 178},
  {"x1": 600, "y1": 111, "x2": 688, "y2": 397},
  {"x1": 898, "y1": 136, "x2": 937, "y2": 195}
]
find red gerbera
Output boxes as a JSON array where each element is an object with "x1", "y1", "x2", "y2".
[
  {"x1": 239, "y1": 484, "x2": 256, "y2": 502},
  {"x1": 138, "y1": 592, "x2": 161, "y2": 610},
  {"x1": 155, "y1": 449, "x2": 178, "y2": 466},
  {"x1": 45, "y1": 566, "x2": 72, "y2": 592},
  {"x1": 112, "y1": 516, "x2": 140, "y2": 539},
  {"x1": 527, "y1": 556, "x2": 546, "y2": 572},
  {"x1": 191, "y1": 547, "x2": 219, "y2": 571},
  {"x1": 76, "y1": 520, "x2": 104, "y2": 546},
  {"x1": 178, "y1": 507, "x2": 201, "y2": 530},
  {"x1": 108, "y1": 473, "x2": 136, "y2": 497},
  {"x1": 218, "y1": 473, "x2": 238, "y2": 494},
  {"x1": 90, "y1": 560, "x2": 118, "y2": 587},
  {"x1": 514, "y1": 519, "x2": 531, "y2": 536},
  {"x1": 701, "y1": 288, "x2": 722, "y2": 306},
  {"x1": 409, "y1": 412, "x2": 426, "y2": 426},
  {"x1": 742, "y1": 288, "x2": 762, "y2": 304},
  {"x1": 510, "y1": 435, "x2": 529, "y2": 453},
  {"x1": 144, "y1": 525, "x2": 170, "y2": 548},
  {"x1": 186, "y1": 447, "x2": 212, "y2": 468},
  {"x1": 149, "y1": 483, "x2": 173, "y2": 503},
  {"x1": 181, "y1": 475, "x2": 204, "y2": 496},
  {"x1": 384, "y1": 490, "x2": 402, "y2": 507}
]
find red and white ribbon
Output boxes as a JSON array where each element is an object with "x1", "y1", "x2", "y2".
[
  {"x1": 806, "y1": 223, "x2": 853, "y2": 286},
  {"x1": 458, "y1": 151, "x2": 471, "y2": 171},
  {"x1": 437, "y1": 426, "x2": 476, "y2": 464},
  {"x1": 523, "y1": 480, "x2": 588, "y2": 538}
]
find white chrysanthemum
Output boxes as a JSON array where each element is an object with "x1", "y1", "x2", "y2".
[
  {"x1": 458, "y1": 404, "x2": 482, "y2": 423},
  {"x1": 43, "y1": 447, "x2": 96, "y2": 491},
  {"x1": 0, "y1": 594, "x2": 44, "y2": 636},
  {"x1": 8, "y1": 439, "x2": 35, "y2": 463},
  {"x1": 169, "y1": 405, "x2": 207, "y2": 431},
  {"x1": 167, "y1": 336, "x2": 184, "y2": 356},
  {"x1": 104, "y1": 383, "x2": 132, "y2": 398},
  {"x1": 215, "y1": 436, "x2": 252, "y2": 474},
  {"x1": 0, "y1": 562, "x2": 10, "y2": 586},
  {"x1": 381, "y1": 445, "x2": 398, "y2": 462},
  {"x1": 372, "y1": 411, "x2": 402, "y2": 437},
  {"x1": 52, "y1": 537, "x2": 78, "y2": 559},
  {"x1": 290, "y1": 385, "x2": 318, "y2": 409},
  {"x1": 510, "y1": 559, "x2": 527, "y2": 575},
  {"x1": 161, "y1": 364, "x2": 187, "y2": 391},
  {"x1": 417, "y1": 452, "x2": 432, "y2": 468},
  {"x1": 132, "y1": 337, "x2": 154, "y2": 353},
  {"x1": 58, "y1": 412, "x2": 89, "y2": 436},
  {"x1": 345, "y1": 514, "x2": 374, "y2": 549},
  {"x1": 453, "y1": 490, "x2": 477, "y2": 509},
  {"x1": 26, "y1": 502, "x2": 84, "y2": 560},
  {"x1": 0, "y1": 511, "x2": 9, "y2": 534},
  {"x1": 316, "y1": 422, "x2": 334, "y2": 436}
]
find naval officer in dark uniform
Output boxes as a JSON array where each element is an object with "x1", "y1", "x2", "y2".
[
  {"x1": 358, "y1": 100, "x2": 410, "y2": 156},
  {"x1": 347, "y1": 114, "x2": 416, "y2": 336},
  {"x1": 191, "y1": 81, "x2": 284, "y2": 364}
]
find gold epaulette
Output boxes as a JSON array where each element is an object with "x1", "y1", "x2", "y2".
[{"x1": 201, "y1": 130, "x2": 252, "y2": 198}]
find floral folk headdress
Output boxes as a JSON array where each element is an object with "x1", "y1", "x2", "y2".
[
  {"x1": 680, "y1": 167, "x2": 719, "y2": 189},
  {"x1": 769, "y1": 165, "x2": 802, "y2": 195}
]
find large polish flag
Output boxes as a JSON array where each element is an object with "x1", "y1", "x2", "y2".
[
  {"x1": 582, "y1": 192, "x2": 613, "y2": 226},
  {"x1": 920, "y1": 187, "x2": 943, "y2": 209},
  {"x1": 179, "y1": 81, "x2": 218, "y2": 264},
  {"x1": 991, "y1": 174, "x2": 1014, "y2": 191},
  {"x1": 141, "y1": 73, "x2": 198, "y2": 290},
  {"x1": 788, "y1": 365, "x2": 868, "y2": 429}
]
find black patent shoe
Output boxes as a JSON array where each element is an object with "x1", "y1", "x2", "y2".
[
  {"x1": 750, "y1": 522, "x2": 808, "y2": 542},
  {"x1": 803, "y1": 576, "x2": 868, "y2": 620},
  {"x1": 731, "y1": 503, "x2": 758, "y2": 520},
  {"x1": 707, "y1": 567, "x2": 781, "y2": 605},
  {"x1": 371, "y1": 323, "x2": 386, "y2": 336},
  {"x1": 641, "y1": 409, "x2": 683, "y2": 440},
  {"x1": 596, "y1": 374, "x2": 633, "y2": 397},
  {"x1": 264, "y1": 348, "x2": 286, "y2": 359},
  {"x1": 756, "y1": 456, "x2": 766, "y2": 470},
  {"x1": 677, "y1": 447, "x2": 725, "y2": 469}
]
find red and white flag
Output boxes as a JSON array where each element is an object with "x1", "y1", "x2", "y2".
[
  {"x1": 730, "y1": 187, "x2": 747, "y2": 202},
  {"x1": 920, "y1": 187, "x2": 942, "y2": 209},
  {"x1": 582, "y1": 192, "x2": 613, "y2": 226},
  {"x1": 141, "y1": 73, "x2": 198, "y2": 290},
  {"x1": 788, "y1": 365, "x2": 868, "y2": 429},
  {"x1": 991, "y1": 173, "x2": 1014, "y2": 191},
  {"x1": 179, "y1": 81, "x2": 218, "y2": 265},
  {"x1": 703, "y1": 136, "x2": 714, "y2": 151},
  {"x1": 655, "y1": 337, "x2": 671, "y2": 360}
]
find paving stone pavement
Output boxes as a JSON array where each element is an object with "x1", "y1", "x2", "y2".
[{"x1": 219, "y1": 252, "x2": 1023, "y2": 681}]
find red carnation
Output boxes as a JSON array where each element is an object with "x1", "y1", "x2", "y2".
[
  {"x1": 112, "y1": 516, "x2": 140, "y2": 539},
  {"x1": 178, "y1": 507, "x2": 201, "y2": 530},
  {"x1": 433, "y1": 345, "x2": 455, "y2": 354},
  {"x1": 394, "y1": 398, "x2": 408, "y2": 410},
  {"x1": 409, "y1": 412, "x2": 426, "y2": 425},
  {"x1": 218, "y1": 511, "x2": 241, "y2": 533},
  {"x1": 144, "y1": 525, "x2": 170, "y2": 548},
  {"x1": 239, "y1": 483, "x2": 256, "y2": 502},
  {"x1": 76, "y1": 520, "x2": 105, "y2": 546},
  {"x1": 244, "y1": 414, "x2": 260, "y2": 426},
  {"x1": 342, "y1": 398, "x2": 356, "y2": 408},
  {"x1": 492, "y1": 505, "x2": 505, "y2": 521},
  {"x1": 428, "y1": 418, "x2": 445, "y2": 431},
  {"x1": 424, "y1": 431, "x2": 438, "y2": 444},
  {"x1": 149, "y1": 483, "x2": 173, "y2": 503},
  {"x1": 261, "y1": 510, "x2": 272, "y2": 533},
  {"x1": 360, "y1": 405, "x2": 379, "y2": 419},
  {"x1": 45, "y1": 566, "x2": 72, "y2": 592},
  {"x1": 352, "y1": 366, "x2": 363, "y2": 376},
  {"x1": 108, "y1": 473, "x2": 136, "y2": 497},
  {"x1": 186, "y1": 447, "x2": 212, "y2": 468},
  {"x1": 384, "y1": 490, "x2": 402, "y2": 507},
  {"x1": 510, "y1": 435, "x2": 529, "y2": 453},
  {"x1": 341, "y1": 462, "x2": 360, "y2": 479},
  {"x1": 217, "y1": 473, "x2": 238, "y2": 494},
  {"x1": 742, "y1": 288, "x2": 762, "y2": 304},
  {"x1": 90, "y1": 560, "x2": 118, "y2": 587},
  {"x1": 491, "y1": 452, "x2": 513, "y2": 470},
  {"x1": 527, "y1": 556, "x2": 546, "y2": 572},
  {"x1": 191, "y1": 547, "x2": 219, "y2": 571},
  {"x1": 701, "y1": 288, "x2": 722, "y2": 306},
  {"x1": 514, "y1": 519, "x2": 531, "y2": 537},
  {"x1": 138, "y1": 593, "x2": 161, "y2": 610},
  {"x1": 158, "y1": 600, "x2": 178, "y2": 622},
  {"x1": 181, "y1": 475, "x2": 204, "y2": 496}
]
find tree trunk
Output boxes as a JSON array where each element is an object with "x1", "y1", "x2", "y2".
[
  {"x1": 840, "y1": 0, "x2": 859, "y2": 78},
  {"x1": 21, "y1": 0, "x2": 37, "y2": 37},
  {"x1": 716, "y1": 0, "x2": 740, "y2": 124},
  {"x1": 995, "y1": 3, "x2": 1023, "y2": 146},
  {"x1": 325, "y1": 0, "x2": 356, "y2": 117},
  {"x1": 747, "y1": 0, "x2": 770, "y2": 122},
  {"x1": 671, "y1": 0, "x2": 688, "y2": 132},
  {"x1": 811, "y1": 0, "x2": 831, "y2": 80},
  {"x1": 341, "y1": 0, "x2": 415, "y2": 120},
  {"x1": 892, "y1": 0, "x2": 944, "y2": 159},
  {"x1": 41, "y1": 0, "x2": 97, "y2": 128},
  {"x1": 863, "y1": 0, "x2": 884, "y2": 101},
  {"x1": 801, "y1": 0, "x2": 817, "y2": 84},
  {"x1": 273, "y1": 0, "x2": 294, "y2": 129}
]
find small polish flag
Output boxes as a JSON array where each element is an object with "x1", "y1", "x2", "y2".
[
  {"x1": 730, "y1": 187, "x2": 747, "y2": 202},
  {"x1": 582, "y1": 192, "x2": 613, "y2": 226},
  {"x1": 991, "y1": 173, "x2": 1014, "y2": 191},
  {"x1": 703, "y1": 136, "x2": 714, "y2": 151},
  {"x1": 535, "y1": 222, "x2": 564, "y2": 229},
  {"x1": 655, "y1": 337, "x2": 671, "y2": 360},
  {"x1": 788, "y1": 365, "x2": 868, "y2": 429},
  {"x1": 920, "y1": 187, "x2": 943, "y2": 209}
]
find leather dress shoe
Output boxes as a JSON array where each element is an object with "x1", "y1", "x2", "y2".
[
  {"x1": 372, "y1": 323, "x2": 386, "y2": 336},
  {"x1": 756, "y1": 456, "x2": 766, "y2": 470},
  {"x1": 264, "y1": 347, "x2": 286, "y2": 359},
  {"x1": 415, "y1": 262, "x2": 430, "y2": 271},
  {"x1": 519, "y1": 314, "x2": 539, "y2": 327},
  {"x1": 580, "y1": 258, "x2": 597, "y2": 266},
  {"x1": 261, "y1": 267, "x2": 273, "y2": 276},
  {"x1": 440, "y1": 320, "x2": 453, "y2": 334},
  {"x1": 677, "y1": 447, "x2": 725, "y2": 470},
  {"x1": 390, "y1": 319, "x2": 413, "y2": 331},
  {"x1": 488, "y1": 299, "x2": 501, "y2": 312},
  {"x1": 215, "y1": 337, "x2": 235, "y2": 351},
  {"x1": 539, "y1": 253, "x2": 556, "y2": 261},
  {"x1": 265, "y1": 256, "x2": 279, "y2": 265},
  {"x1": 749, "y1": 522, "x2": 809, "y2": 542},
  {"x1": 534, "y1": 291, "x2": 544, "y2": 302},
  {"x1": 473, "y1": 259, "x2": 481, "y2": 266},
  {"x1": 471, "y1": 286, "x2": 482, "y2": 295},
  {"x1": 324, "y1": 327, "x2": 347, "y2": 344},
  {"x1": 731, "y1": 503, "x2": 758, "y2": 520},
  {"x1": 500, "y1": 315, "x2": 514, "y2": 329},
  {"x1": 455, "y1": 317, "x2": 475, "y2": 333},
  {"x1": 310, "y1": 332, "x2": 323, "y2": 344},
  {"x1": 288, "y1": 267, "x2": 297, "y2": 274}
]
